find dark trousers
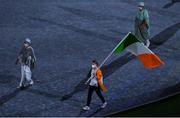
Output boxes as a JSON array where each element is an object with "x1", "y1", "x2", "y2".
[{"x1": 86, "y1": 85, "x2": 105, "y2": 106}]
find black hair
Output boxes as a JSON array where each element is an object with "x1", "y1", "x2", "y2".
[{"x1": 92, "y1": 60, "x2": 99, "y2": 66}]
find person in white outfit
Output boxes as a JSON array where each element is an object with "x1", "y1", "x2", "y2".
[
  {"x1": 15, "y1": 38, "x2": 36, "y2": 88},
  {"x1": 83, "y1": 60, "x2": 107, "y2": 111}
]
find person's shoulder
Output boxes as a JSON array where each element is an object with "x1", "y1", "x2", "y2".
[
  {"x1": 27, "y1": 46, "x2": 34, "y2": 51},
  {"x1": 144, "y1": 9, "x2": 149, "y2": 13},
  {"x1": 28, "y1": 46, "x2": 34, "y2": 49},
  {"x1": 96, "y1": 69, "x2": 102, "y2": 74}
]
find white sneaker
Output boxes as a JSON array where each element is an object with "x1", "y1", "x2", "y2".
[
  {"x1": 83, "y1": 106, "x2": 90, "y2": 111},
  {"x1": 101, "y1": 102, "x2": 107, "y2": 108},
  {"x1": 17, "y1": 86, "x2": 22, "y2": 88},
  {"x1": 29, "y1": 80, "x2": 34, "y2": 85},
  {"x1": 17, "y1": 84, "x2": 24, "y2": 89}
]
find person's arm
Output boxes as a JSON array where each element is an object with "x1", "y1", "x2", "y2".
[
  {"x1": 143, "y1": 10, "x2": 150, "y2": 29},
  {"x1": 85, "y1": 69, "x2": 93, "y2": 84},
  {"x1": 31, "y1": 47, "x2": 36, "y2": 62},
  {"x1": 96, "y1": 70, "x2": 107, "y2": 92},
  {"x1": 26, "y1": 47, "x2": 34, "y2": 67},
  {"x1": 15, "y1": 46, "x2": 24, "y2": 65},
  {"x1": 96, "y1": 70, "x2": 102, "y2": 81}
]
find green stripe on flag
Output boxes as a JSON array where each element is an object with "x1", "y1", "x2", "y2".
[{"x1": 114, "y1": 33, "x2": 139, "y2": 54}]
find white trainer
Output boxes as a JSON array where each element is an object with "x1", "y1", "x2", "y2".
[
  {"x1": 83, "y1": 106, "x2": 90, "y2": 111},
  {"x1": 29, "y1": 80, "x2": 34, "y2": 85},
  {"x1": 17, "y1": 86, "x2": 22, "y2": 89},
  {"x1": 101, "y1": 102, "x2": 107, "y2": 108}
]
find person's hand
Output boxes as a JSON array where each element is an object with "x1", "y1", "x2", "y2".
[
  {"x1": 140, "y1": 24, "x2": 145, "y2": 30},
  {"x1": 28, "y1": 56, "x2": 32, "y2": 60},
  {"x1": 85, "y1": 81, "x2": 88, "y2": 85},
  {"x1": 92, "y1": 72, "x2": 96, "y2": 77},
  {"x1": 15, "y1": 60, "x2": 18, "y2": 65},
  {"x1": 15, "y1": 58, "x2": 19, "y2": 65}
]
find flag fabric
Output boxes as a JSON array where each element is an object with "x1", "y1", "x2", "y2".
[{"x1": 114, "y1": 32, "x2": 164, "y2": 69}]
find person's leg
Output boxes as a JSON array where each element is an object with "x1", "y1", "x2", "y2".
[
  {"x1": 95, "y1": 87, "x2": 105, "y2": 103},
  {"x1": 86, "y1": 86, "x2": 95, "y2": 106},
  {"x1": 24, "y1": 65, "x2": 33, "y2": 85},
  {"x1": 95, "y1": 86, "x2": 107, "y2": 108},
  {"x1": 19, "y1": 65, "x2": 25, "y2": 87},
  {"x1": 83, "y1": 86, "x2": 95, "y2": 110}
]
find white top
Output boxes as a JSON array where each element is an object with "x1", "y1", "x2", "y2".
[{"x1": 89, "y1": 69, "x2": 98, "y2": 86}]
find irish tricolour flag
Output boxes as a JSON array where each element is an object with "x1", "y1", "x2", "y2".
[{"x1": 113, "y1": 32, "x2": 164, "y2": 69}]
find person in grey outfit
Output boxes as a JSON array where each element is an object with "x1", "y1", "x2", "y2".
[{"x1": 15, "y1": 38, "x2": 36, "y2": 88}]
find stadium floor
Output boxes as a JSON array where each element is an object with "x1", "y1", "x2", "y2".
[{"x1": 0, "y1": 0, "x2": 180, "y2": 117}]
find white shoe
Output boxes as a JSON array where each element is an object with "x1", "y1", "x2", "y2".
[
  {"x1": 83, "y1": 106, "x2": 90, "y2": 111},
  {"x1": 17, "y1": 86, "x2": 22, "y2": 88},
  {"x1": 101, "y1": 102, "x2": 107, "y2": 108},
  {"x1": 29, "y1": 80, "x2": 34, "y2": 85},
  {"x1": 17, "y1": 84, "x2": 24, "y2": 89}
]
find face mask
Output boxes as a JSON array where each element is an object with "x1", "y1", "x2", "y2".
[
  {"x1": 92, "y1": 65, "x2": 96, "y2": 69},
  {"x1": 138, "y1": 6, "x2": 143, "y2": 10},
  {"x1": 24, "y1": 43, "x2": 28, "y2": 48}
]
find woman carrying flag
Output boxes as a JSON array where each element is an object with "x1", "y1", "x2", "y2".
[{"x1": 83, "y1": 60, "x2": 107, "y2": 111}]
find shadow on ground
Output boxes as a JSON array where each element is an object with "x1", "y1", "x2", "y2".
[
  {"x1": 0, "y1": 86, "x2": 30, "y2": 106},
  {"x1": 163, "y1": 0, "x2": 180, "y2": 9}
]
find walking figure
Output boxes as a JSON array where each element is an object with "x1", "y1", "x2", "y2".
[
  {"x1": 83, "y1": 60, "x2": 107, "y2": 111},
  {"x1": 15, "y1": 38, "x2": 36, "y2": 88},
  {"x1": 135, "y1": 2, "x2": 150, "y2": 47}
]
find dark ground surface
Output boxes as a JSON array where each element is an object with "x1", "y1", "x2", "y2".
[
  {"x1": 108, "y1": 92, "x2": 180, "y2": 117},
  {"x1": 0, "y1": 0, "x2": 180, "y2": 117}
]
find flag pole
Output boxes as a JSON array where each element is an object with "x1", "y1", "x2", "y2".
[
  {"x1": 85, "y1": 32, "x2": 131, "y2": 83},
  {"x1": 99, "y1": 32, "x2": 131, "y2": 68}
]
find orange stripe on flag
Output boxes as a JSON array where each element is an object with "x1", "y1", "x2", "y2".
[{"x1": 137, "y1": 53, "x2": 165, "y2": 69}]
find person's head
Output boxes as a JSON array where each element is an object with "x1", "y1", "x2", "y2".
[
  {"x1": 92, "y1": 60, "x2": 99, "y2": 70},
  {"x1": 138, "y1": 2, "x2": 145, "y2": 11},
  {"x1": 24, "y1": 38, "x2": 31, "y2": 47}
]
